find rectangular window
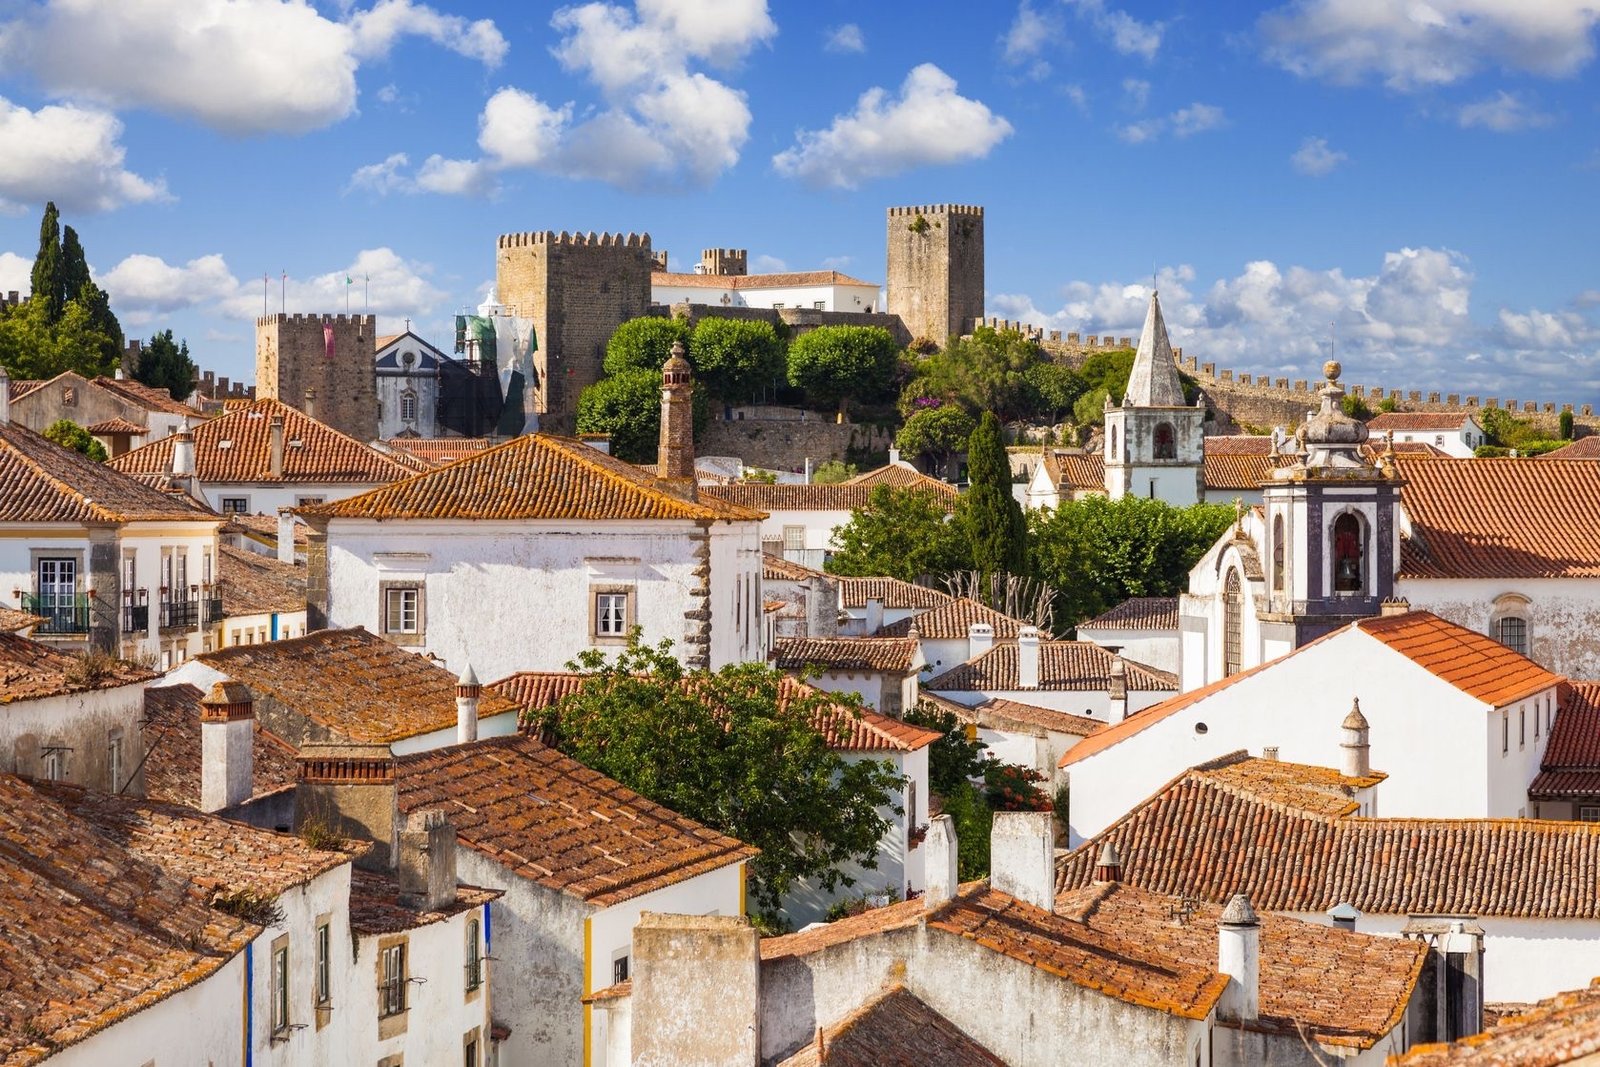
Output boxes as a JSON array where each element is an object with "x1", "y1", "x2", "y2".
[
  {"x1": 380, "y1": 943, "x2": 407, "y2": 1018},
  {"x1": 611, "y1": 952, "x2": 630, "y2": 985},
  {"x1": 220, "y1": 497, "x2": 250, "y2": 515},
  {"x1": 108, "y1": 731, "x2": 123, "y2": 793},
  {"x1": 385, "y1": 587, "x2": 419, "y2": 634},
  {"x1": 782, "y1": 525, "x2": 805, "y2": 552},
  {"x1": 316, "y1": 922, "x2": 331, "y2": 1006},
  {"x1": 813, "y1": 300, "x2": 826, "y2": 310},
  {"x1": 596, "y1": 592, "x2": 628, "y2": 637},
  {"x1": 1498, "y1": 617, "x2": 1528, "y2": 656},
  {"x1": 61, "y1": 385, "x2": 76, "y2": 407},
  {"x1": 271, "y1": 943, "x2": 290, "y2": 1033},
  {"x1": 1502, "y1": 711, "x2": 1509, "y2": 755},
  {"x1": 465, "y1": 918, "x2": 483, "y2": 992},
  {"x1": 1581, "y1": 806, "x2": 1600, "y2": 823},
  {"x1": 465, "y1": 1038, "x2": 478, "y2": 1067},
  {"x1": 41, "y1": 747, "x2": 65, "y2": 781},
  {"x1": 296, "y1": 496, "x2": 325, "y2": 506},
  {"x1": 1520, "y1": 706, "x2": 1526, "y2": 748}
]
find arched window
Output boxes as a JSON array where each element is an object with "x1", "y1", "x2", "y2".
[
  {"x1": 1491, "y1": 594, "x2": 1532, "y2": 657},
  {"x1": 1271, "y1": 515, "x2": 1285, "y2": 592},
  {"x1": 1223, "y1": 569, "x2": 1243, "y2": 677},
  {"x1": 1109, "y1": 426, "x2": 1119, "y2": 460},
  {"x1": 400, "y1": 389, "x2": 418, "y2": 423},
  {"x1": 1153, "y1": 422, "x2": 1176, "y2": 460},
  {"x1": 1332, "y1": 513, "x2": 1363, "y2": 593}
]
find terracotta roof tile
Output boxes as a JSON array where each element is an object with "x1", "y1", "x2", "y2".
[
  {"x1": 652, "y1": 269, "x2": 879, "y2": 290},
  {"x1": 919, "y1": 693, "x2": 1105, "y2": 738},
  {"x1": 1045, "y1": 450, "x2": 1106, "y2": 492},
  {"x1": 217, "y1": 542, "x2": 305, "y2": 616},
  {"x1": 92, "y1": 376, "x2": 194, "y2": 415},
  {"x1": 0, "y1": 632, "x2": 152, "y2": 704},
  {"x1": 1355, "y1": 612, "x2": 1563, "y2": 707},
  {"x1": 775, "y1": 985, "x2": 1005, "y2": 1067},
  {"x1": 395, "y1": 734, "x2": 756, "y2": 906},
  {"x1": 308, "y1": 432, "x2": 761, "y2": 522},
  {"x1": 1078, "y1": 597, "x2": 1180, "y2": 631},
  {"x1": 141, "y1": 683, "x2": 299, "y2": 808},
  {"x1": 876, "y1": 598, "x2": 1028, "y2": 639},
  {"x1": 7, "y1": 378, "x2": 44, "y2": 403},
  {"x1": 110, "y1": 398, "x2": 411, "y2": 485},
  {"x1": 837, "y1": 577, "x2": 953, "y2": 610},
  {"x1": 845, "y1": 463, "x2": 960, "y2": 498},
  {"x1": 82, "y1": 416, "x2": 148, "y2": 435},
  {"x1": 763, "y1": 552, "x2": 830, "y2": 582},
  {"x1": 1367, "y1": 412, "x2": 1476, "y2": 431},
  {"x1": 199, "y1": 627, "x2": 518, "y2": 745},
  {"x1": 1391, "y1": 980, "x2": 1600, "y2": 1065},
  {"x1": 0, "y1": 420, "x2": 216, "y2": 523},
  {"x1": 382, "y1": 437, "x2": 497, "y2": 467},
  {"x1": 773, "y1": 636, "x2": 920, "y2": 674},
  {"x1": 1530, "y1": 681, "x2": 1600, "y2": 799},
  {"x1": 926, "y1": 642, "x2": 1177, "y2": 694},
  {"x1": 1540, "y1": 435, "x2": 1600, "y2": 459},
  {"x1": 760, "y1": 894, "x2": 930, "y2": 960},
  {"x1": 347, "y1": 869, "x2": 500, "y2": 935},
  {"x1": 0, "y1": 607, "x2": 45, "y2": 633},
  {"x1": 703, "y1": 482, "x2": 954, "y2": 512},
  {"x1": 1396, "y1": 456, "x2": 1600, "y2": 578},
  {"x1": 1192, "y1": 752, "x2": 1385, "y2": 817},
  {"x1": 1057, "y1": 767, "x2": 1600, "y2": 918}
]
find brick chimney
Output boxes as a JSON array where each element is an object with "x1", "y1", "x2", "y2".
[
  {"x1": 924, "y1": 814, "x2": 958, "y2": 908},
  {"x1": 397, "y1": 808, "x2": 457, "y2": 911},
  {"x1": 268, "y1": 413, "x2": 285, "y2": 478},
  {"x1": 990, "y1": 810, "x2": 1055, "y2": 912},
  {"x1": 200, "y1": 681, "x2": 254, "y2": 812},
  {"x1": 657, "y1": 341, "x2": 696, "y2": 489},
  {"x1": 1093, "y1": 841, "x2": 1122, "y2": 884},
  {"x1": 1217, "y1": 893, "x2": 1261, "y2": 1022},
  {"x1": 456, "y1": 662, "x2": 480, "y2": 745},
  {"x1": 295, "y1": 743, "x2": 398, "y2": 871}
]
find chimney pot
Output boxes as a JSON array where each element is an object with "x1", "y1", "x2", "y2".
[
  {"x1": 268, "y1": 414, "x2": 285, "y2": 478},
  {"x1": 1016, "y1": 626, "x2": 1042, "y2": 690},
  {"x1": 967, "y1": 622, "x2": 995, "y2": 662},
  {"x1": 456, "y1": 662, "x2": 481, "y2": 745},
  {"x1": 171, "y1": 421, "x2": 196, "y2": 477},
  {"x1": 657, "y1": 341, "x2": 696, "y2": 489},
  {"x1": 1341, "y1": 697, "x2": 1372, "y2": 778},
  {"x1": 1093, "y1": 841, "x2": 1122, "y2": 883},
  {"x1": 276, "y1": 508, "x2": 297, "y2": 564}
]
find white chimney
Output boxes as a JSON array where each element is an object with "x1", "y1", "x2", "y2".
[
  {"x1": 0, "y1": 364, "x2": 9, "y2": 425},
  {"x1": 268, "y1": 414, "x2": 285, "y2": 478},
  {"x1": 456, "y1": 662, "x2": 481, "y2": 744},
  {"x1": 1217, "y1": 893, "x2": 1261, "y2": 1022},
  {"x1": 171, "y1": 421, "x2": 196, "y2": 477},
  {"x1": 1107, "y1": 652, "x2": 1127, "y2": 723},
  {"x1": 924, "y1": 814, "x2": 958, "y2": 908},
  {"x1": 1093, "y1": 841, "x2": 1122, "y2": 884},
  {"x1": 302, "y1": 388, "x2": 318, "y2": 421},
  {"x1": 989, "y1": 810, "x2": 1055, "y2": 913},
  {"x1": 888, "y1": 446, "x2": 902, "y2": 466},
  {"x1": 864, "y1": 597, "x2": 884, "y2": 636},
  {"x1": 200, "y1": 681, "x2": 254, "y2": 812},
  {"x1": 967, "y1": 622, "x2": 995, "y2": 662},
  {"x1": 1341, "y1": 698, "x2": 1371, "y2": 778},
  {"x1": 1016, "y1": 626, "x2": 1042, "y2": 690},
  {"x1": 276, "y1": 508, "x2": 297, "y2": 564}
]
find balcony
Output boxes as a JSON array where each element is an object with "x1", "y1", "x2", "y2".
[
  {"x1": 20, "y1": 593, "x2": 90, "y2": 636},
  {"x1": 159, "y1": 597, "x2": 199, "y2": 631},
  {"x1": 123, "y1": 603, "x2": 149, "y2": 633},
  {"x1": 201, "y1": 592, "x2": 224, "y2": 625}
]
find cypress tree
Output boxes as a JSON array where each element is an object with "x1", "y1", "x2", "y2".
[
  {"x1": 30, "y1": 202, "x2": 64, "y2": 323},
  {"x1": 960, "y1": 411, "x2": 1027, "y2": 579},
  {"x1": 60, "y1": 226, "x2": 91, "y2": 300}
]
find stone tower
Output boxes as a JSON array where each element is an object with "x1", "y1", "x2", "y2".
[
  {"x1": 658, "y1": 341, "x2": 695, "y2": 489},
  {"x1": 885, "y1": 204, "x2": 985, "y2": 347},
  {"x1": 494, "y1": 230, "x2": 656, "y2": 435},
  {"x1": 255, "y1": 314, "x2": 378, "y2": 442},
  {"x1": 1103, "y1": 291, "x2": 1204, "y2": 504}
]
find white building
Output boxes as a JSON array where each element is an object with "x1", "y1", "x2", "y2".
[
  {"x1": 305, "y1": 360, "x2": 766, "y2": 680},
  {"x1": 109, "y1": 397, "x2": 412, "y2": 516},
  {"x1": 771, "y1": 635, "x2": 922, "y2": 715},
  {"x1": 836, "y1": 575, "x2": 953, "y2": 634},
  {"x1": 874, "y1": 596, "x2": 1030, "y2": 680},
  {"x1": 1102, "y1": 291, "x2": 1206, "y2": 505},
  {"x1": 1075, "y1": 596, "x2": 1180, "y2": 675},
  {"x1": 6, "y1": 369, "x2": 193, "y2": 453},
  {"x1": 1059, "y1": 609, "x2": 1562, "y2": 846},
  {"x1": 651, "y1": 251, "x2": 880, "y2": 313},
  {"x1": 375, "y1": 330, "x2": 446, "y2": 439},
  {"x1": 1367, "y1": 411, "x2": 1485, "y2": 458}
]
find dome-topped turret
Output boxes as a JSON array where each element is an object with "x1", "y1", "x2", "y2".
[{"x1": 1302, "y1": 361, "x2": 1369, "y2": 450}]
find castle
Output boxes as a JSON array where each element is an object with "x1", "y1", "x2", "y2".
[{"x1": 254, "y1": 314, "x2": 379, "y2": 442}]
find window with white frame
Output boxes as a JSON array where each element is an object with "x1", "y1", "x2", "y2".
[
  {"x1": 385, "y1": 586, "x2": 420, "y2": 634},
  {"x1": 782, "y1": 525, "x2": 805, "y2": 552},
  {"x1": 1502, "y1": 710, "x2": 1509, "y2": 755},
  {"x1": 595, "y1": 592, "x2": 628, "y2": 638},
  {"x1": 1581, "y1": 806, "x2": 1600, "y2": 823},
  {"x1": 379, "y1": 942, "x2": 407, "y2": 1018},
  {"x1": 400, "y1": 390, "x2": 418, "y2": 422},
  {"x1": 271, "y1": 940, "x2": 290, "y2": 1034},
  {"x1": 315, "y1": 921, "x2": 331, "y2": 1006}
]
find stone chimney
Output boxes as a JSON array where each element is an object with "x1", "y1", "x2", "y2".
[
  {"x1": 924, "y1": 814, "x2": 958, "y2": 908},
  {"x1": 295, "y1": 743, "x2": 398, "y2": 871},
  {"x1": 1217, "y1": 893, "x2": 1261, "y2": 1022},
  {"x1": 967, "y1": 622, "x2": 995, "y2": 662},
  {"x1": 631, "y1": 913, "x2": 760, "y2": 1066},
  {"x1": 0, "y1": 364, "x2": 9, "y2": 425},
  {"x1": 456, "y1": 662, "x2": 480, "y2": 745},
  {"x1": 1016, "y1": 626, "x2": 1042, "y2": 690},
  {"x1": 1107, "y1": 652, "x2": 1127, "y2": 724},
  {"x1": 1093, "y1": 841, "x2": 1121, "y2": 884},
  {"x1": 200, "y1": 681, "x2": 254, "y2": 812},
  {"x1": 171, "y1": 421, "x2": 196, "y2": 477},
  {"x1": 302, "y1": 388, "x2": 317, "y2": 422},
  {"x1": 989, "y1": 810, "x2": 1055, "y2": 913},
  {"x1": 268, "y1": 414, "x2": 285, "y2": 478},
  {"x1": 657, "y1": 341, "x2": 695, "y2": 486},
  {"x1": 276, "y1": 508, "x2": 297, "y2": 564},
  {"x1": 1342, "y1": 698, "x2": 1371, "y2": 778},
  {"x1": 397, "y1": 808, "x2": 457, "y2": 911}
]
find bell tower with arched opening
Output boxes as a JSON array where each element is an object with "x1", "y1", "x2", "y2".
[{"x1": 1103, "y1": 290, "x2": 1204, "y2": 504}]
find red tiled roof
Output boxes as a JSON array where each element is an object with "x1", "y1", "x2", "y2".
[
  {"x1": 141, "y1": 684, "x2": 299, "y2": 808},
  {"x1": 83, "y1": 416, "x2": 148, "y2": 435},
  {"x1": 110, "y1": 398, "x2": 411, "y2": 485},
  {"x1": 0, "y1": 420, "x2": 216, "y2": 523},
  {"x1": 1392, "y1": 980, "x2": 1600, "y2": 1065},
  {"x1": 775, "y1": 985, "x2": 1005, "y2": 1067},
  {"x1": 652, "y1": 269, "x2": 879, "y2": 290},
  {"x1": 1046, "y1": 450, "x2": 1107, "y2": 493},
  {"x1": 1367, "y1": 411, "x2": 1476, "y2": 431},
  {"x1": 0, "y1": 608, "x2": 45, "y2": 633},
  {"x1": 1078, "y1": 597, "x2": 1180, "y2": 631},
  {"x1": 876, "y1": 598, "x2": 1027, "y2": 639},
  {"x1": 926, "y1": 641, "x2": 1177, "y2": 694},
  {"x1": 918, "y1": 693, "x2": 1105, "y2": 737},
  {"x1": 837, "y1": 577, "x2": 953, "y2": 610},
  {"x1": 0, "y1": 631, "x2": 152, "y2": 704},
  {"x1": 773, "y1": 636, "x2": 920, "y2": 674},
  {"x1": 1530, "y1": 681, "x2": 1600, "y2": 799},
  {"x1": 1355, "y1": 612, "x2": 1563, "y2": 707},
  {"x1": 217, "y1": 542, "x2": 305, "y2": 616},
  {"x1": 1540, "y1": 435, "x2": 1600, "y2": 459},
  {"x1": 1396, "y1": 457, "x2": 1600, "y2": 578},
  {"x1": 382, "y1": 437, "x2": 496, "y2": 467},
  {"x1": 307, "y1": 433, "x2": 762, "y2": 522},
  {"x1": 846, "y1": 463, "x2": 960, "y2": 498},
  {"x1": 347, "y1": 869, "x2": 500, "y2": 935},
  {"x1": 396, "y1": 734, "x2": 757, "y2": 907},
  {"x1": 92, "y1": 376, "x2": 194, "y2": 415},
  {"x1": 1190, "y1": 752, "x2": 1385, "y2": 817}
]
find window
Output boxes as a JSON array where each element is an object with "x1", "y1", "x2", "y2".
[
  {"x1": 1535, "y1": 700, "x2": 1541, "y2": 739},
  {"x1": 1520, "y1": 706, "x2": 1526, "y2": 748},
  {"x1": 465, "y1": 1036, "x2": 479, "y2": 1067},
  {"x1": 385, "y1": 587, "x2": 420, "y2": 634},
  {"x1": 465, "y1": 918, "x2": 483, "y2": 992},
  {"x1": 1153, "y1": 422, "x2": 1176, "y2": 460},
  {"x1": 41, "y1": 746, "x2": 66, "y2": 781},
  {"x1": 1502, "y1": 710, "x2": 1509, "y2": 755},
  {"x1": 1581, "y1": 806, "x2": 1600, "y2": 823},
  {"x1": 315, "y1": 922, "x2": 331, "y2": 1006},
  {"x1": 1498, "y1": 616, "x2": 1528, "y2": 657},
  {"x1": 107, "y1": 730, "x2": 123, "y2": 793},
  {"x1": 1222, "y1": 569, "x2": 1243, "y2": 677},
  {"x1": 782, "y1": 525, "x2": 805, "y2": 552},
  {"x1": 771, "y1": 302, "x2": 784, "y2": 309},
  {"x1": 1109, "y1": 425, "x2": 1119, "y2": 460},
  {"x1": 813, "y1": 300, "x2": 826, "y2": 310},
  {"x1": 271, "y1": 941, "x2": 290, "y2": 1034},
  {"x1": 400, "y1": 390, "x2": 418, "y2": 422},
  {"x1": 61, "y1": 385, "x2": 76, "y2": 407},
  {"x1": 220, "y1": 496, "x2": 250, "y2": 515},
  {"x1": 1331, "y1": 513, "x2": 1363, "y2": 593},
  {"x1": 296, "y1": 496, "x2": 325, "y2": 507},
  {"x1": 379, "y1": 943, "x2": 407, "y2": 1018},
  {"x1": 611, "y1": 951, "x2": 630, "y2": 985},
  {"x1": 595, "y1": 592, "x2": 628, "y2": 637},
  {"x1": 1271, "y1": 515, "x2": 1285, "y2": 592},
  {"x1": 37, "y1": 557, "x2": 76, "y2": 611},
  {"x1": 1435, "y1": 435, "x2": 1445, "y2": 446}
]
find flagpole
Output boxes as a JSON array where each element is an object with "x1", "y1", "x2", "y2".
[
  {"x1": 263, "y1": 273, "x2": 268, "y2": 317},
  {"x1": 364, "y1": 273, "x2": 370, "y2": 314},
  {"x1": 280, "y1": 271, "x2": 286, "y2": 315}
]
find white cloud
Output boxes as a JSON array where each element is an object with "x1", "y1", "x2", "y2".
[
  {"x1": 1260, "y1": 0, "x2": 1600, "y2": 90},
  {"x1": 772, "y1": 63, "x2": 1013, "y2": 189},
  {"x1": 1064, "y1": 0, "x2": 1162, "y2": 60},
  {"x1": 348, "y1": 150, "x2": 497, "y2": 197},
  {"x1": 1121, "y1": 78, "x2": 1150, "y2": 110},
  {"x1": 217, "y1": 247, "x2": 446, "y2": 323},
  {"x1": 1002, "y1": 2, "x2": 1061, "y2": 77},
  {"x1": 1115, "y1": 118, "x2": 1162, "y2": 144},
  {"x1": 1291, "y1": 135, "x2": 1347, "y2": 175},
  {"x1": 0, "y1": 251, "x2": 31, "y2": 295},
  {"x1": 0, "y1": 97, "x2": 166, "y2": 213},
  {"x1": 477, "y1": 88, "x2": 572, "y2": 168},
  {"x1": 102, "y1": 253, "x2": 238, "y2": 316},
  {"x1": 1062, "y1": 84, "x2": 1090, "y2": 113},
  {"x1": 1457, "y1": 90, "x2": 1555, "y2": 132},
  {"x1": 825, "y1": 23, "x2": 865, "y2": 54},
  {"x1": 751, "y1": 254, "x2": 786, "y2": 273},
  {"x1": 821, "y1": 255, "x2": 853, "y2": 270},
  {"x1": 1115, "y1": 101, "x2": 1226, "y2": 143},
  {"x1": 348, "y1": 152, "x2": 414, "y2": 196},
  {"x1": 0, "y1": 0, "x2": 507, "y2": 136}
]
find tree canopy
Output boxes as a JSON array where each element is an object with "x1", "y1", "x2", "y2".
[
  {"x1": 135, "y1": 330, "x2": 198, "y2": 401},
  {"x1": 602, "y1": 316, "x2": 692, "y2": 376},
  {"x1": 787, "y1": 325, "x2": 898, "y2": 413},
  {"x1": 901, "y1": 327, "x2": 1050, "y2": 423},
  {"x1": 576, "y1": 367, "x2": 709, "y2": 464},
  {"x1": 825, "y1": 485, "x2": 969, "y2": 583},
  {"x1": 690, "y1": 317, "x2": 785, "y2": 402},
  {"x1": 959, "y1": 412, "x2": 1028, "y2": 579},
  {"x1": 895, "y1": 405, "x2": 974, "y2": 469},
  {"x1": 534, "y1": 638, "x2": 905, "y2": 919},
  {"x1": 42, "y1": 419, "x2": 107, "y2": 462},
  {"x1": 3, "y1": 203, "x2": 123, "y2": 379}
]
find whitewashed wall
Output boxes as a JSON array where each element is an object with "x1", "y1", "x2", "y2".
[
  {"x1": 1400, "y1": 576, "x2": 1600, "y2": 681},
  {"x1": 47, "y1": 950, "x2": 247, "y2": 1067},
  {"x1": 1076, "y1": 626, "x2": 1181, "y2": 675},
  {"x1": 0, "y1": 680, "x2": 146, "y2": 792},
  {"x1": 202, "y1": 480, "x2": 389, "y2": 515}
]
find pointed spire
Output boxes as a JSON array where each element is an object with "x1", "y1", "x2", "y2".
[{"x1": 1125, "y1": 290, "x2": 1187, "y2": 407}]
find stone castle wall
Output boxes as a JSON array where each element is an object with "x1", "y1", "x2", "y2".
[
  {"x1": 495, "y1": 230, "x2": 655, "y2": 435},
  {"x1": 699, "y1": 415, "x2": 894, "y2": 471},
  {"x1": 886, "y1": 204, "x2": 984, "y2": 346},
  {"x1": 255, "y1": 314, "x2": 378, "y2": 441}
]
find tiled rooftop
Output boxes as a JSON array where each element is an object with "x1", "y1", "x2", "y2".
[
  {"x1": 224, "y1": 512, "x2": 308, "y2": 547},
  {"x1": 382, "y1": 436, "x2": 496, "y2": 467},
  {"x1": 0, "y1": 419, "x2": 216, "y2": 523},
  {"x1": 652, "y1": 268, "x2": 878, "y2": 289},
  {"x1": 110, "y1": 398, "x2": 412, "y2": 485},
  {"x1": 1396, "y1": 456, "x2": 1600, "y2": 578},
  {"x1": 1193, "y1": 751, "x2": 1386, "y2": 817},
  {"x1": 703, "y1": 482, "x2": 955, "y2": 512},
  {"x1": 1366, "y1": 411, "x2": 1475, "y2": 431},
  {"x1": 925, "y1": 641, "x2": 1177, "y2": 694},
  {"x1": 92, "y1": 375, "x2": 194, "y2": 415},
  {"x1": 0, "y1": 632, "x2": 152, "y2": 704},
  {"x1": 1077, "y1": 596, "x2": 1180, "y2": 631},
  {"x1": 845, "y1": 463, "x2": 960, "y2": 498},
  {"x1": 1530, "y1": 681, "x2": 1600, "y2": 800},
  {"x1": 772, "y1": 636, "x2": 920, "y2": 674},
  {"x1": 775, "y1": 985, "x2": 1005, "y2": 1067},
  {"x1": 141, "y1": 683, "x2": 299, "y2": 808},
  {"x1": 1540, "y1": 435, "x2": 1600, "y2": 459},
  {"x1": 837, "y1": 577, "x2": 953, "y2": 610},
  {"x1": 1355, "y1": 612, "x2": 1563, "y2": 707},
  {"x1": 347, "y1": 869, "x2": 500, "y2": 935},
  {"x1": 217, "y1": 542, "x2": 305, "y2": 616},
  {"x1": 1391, "y1": 980, "x2": 1600, "y2": 1064},
  {"x1": 395, "y1": 734, "x2": 757, "y2": 907},
  {"x1": 876, "y1": 597, "x2": 1028, "y2": 639},
  {"x1": 306, "y1": 432, "x2": 763, "y2": 522},
  {"x1": 919, "y1": 693, "x2": 1105, "y2": 738},
  {"x1": 1058, "y1": 767, "x2": 1600, "y2": 918},
  {"x1": 1039, "y1": 449, "x2": 1106, "y2": 493},
  {"x1": 82, "y1": 416, "x2": 147, "y2": 436},
  {"x1": 199, "y1": 627, "x2": 519, "y2": 745},
  {"x1": 0, "y1": 607, "x2": 45, "y2": 633},
  {"x1": 761, "y1": 552, "x2": 830, "y2": 582}
]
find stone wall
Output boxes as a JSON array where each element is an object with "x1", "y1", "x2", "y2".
[
  {"x1": 255, "y1": 314, "x2": 378, "y2": 441},
  {"x1": 699, "y1": 413, "x2": 895, "y2": 471},
  {"x1": 886, "y1": 204, "x2": 984, "y2": 346},
  {"x1": 495, "y1": 230, "x2": 655, "y2": 435},
  {"x1": 654, "y1": 302, "x2": 911, "y2": 346}
]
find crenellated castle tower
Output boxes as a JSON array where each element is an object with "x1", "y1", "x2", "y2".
[
  {"x1": 255, "y1": 314, "x2": 377, "y2": 442},
  {"x1": 885, "y1": 204, "x2": 985, "y2": 348}
]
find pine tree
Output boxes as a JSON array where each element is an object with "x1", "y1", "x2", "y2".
[
  {"x1": 30, "y1": 202, "x2": 64, "y2": 323},
  {"x1": 959, "y1": 411, "x2": 1027, "y2": 579},
  {"x1": 135, "y1": 330, "x2": 197, "y2": 401},
  {"x1": 60, "y1": 226, "x2": 91, "y2": 300}
]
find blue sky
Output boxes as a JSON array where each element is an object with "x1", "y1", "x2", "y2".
[{"x1": 0, "y1": 0, "x2": 1596, "y2": 405}]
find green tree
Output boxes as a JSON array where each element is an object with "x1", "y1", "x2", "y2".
[
  {"x1": 810, "y1": 460, "x2": 857, "y2": 484},
  {"x1": 30, "y1": 202, "x2": 64, "y2": 323},
  {"x1": 959, "y1": 412, "x2": 1027, "y2": 579},
  {"x1": 787, "y1": 325, "x2": 898, "y2": 415},
  {"x1": 1342, "y1": 393, "x2": 1373, "y2": 420},
  {"x1": 0, "y1": 296, "x2": 116, "y2": 380},
  {"x1": 536, "y1": 638, "x2": 905, "y2": 919},
  {"x1": 826, "y1": 486, "x2": 970, "y2": 582},
  {"x1": 602, "y1": 316, "x2": 692, "y2": 376},
  {"x1": 905, "y1": 701, "x2": 995, "y2": 795},
  {"x1": 1026, "y1": 360, "x2": 1088, "y2": 424},
  {"x1": 895, "y1": 405, "x2": 975, "y2": 470},
  {"x1": 575, "y1": 368, "x2": 709, "y2": 465},
  {"x1": 135, "y1": 330, "x2": 197, "y2": 401},
  {"x1": 42, "y1": 419, "x2": 107, "y2": 462},
  {"x1": 60, "y1": 226, "x2": 91, "y2": 302},
  {"x1": 1030, "y1": 495, "x2": 1234, "y2": 628},
  {"x1": 690, "y1": 317, "x2": 785, "y2": 402},
  {"x1": 1560, "y1": 409, "x2": 1575, "y2": 440},
  {"x1": 21, "y1": 206, "x2": 122, "y2": 366},
  {"x1": 904, "y1": 327, "x2": 1043, "y2": 422}
]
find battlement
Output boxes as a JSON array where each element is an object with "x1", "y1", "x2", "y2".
[
  {"x1": 496, "y1": 230, "x2": 652, "y2": 250},
  {"x1": 971, "y1": 316, "x2": 1140, "y2": 352},
  {"x1": 1, "y1": 290, "x2": 20, "y2": 310},
  {"x1": 887, "y1": 204, "x2": 984, "y2": 218},
  {"x1": 255, "y1": 313, "x2": 376, "y2": 329}
]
